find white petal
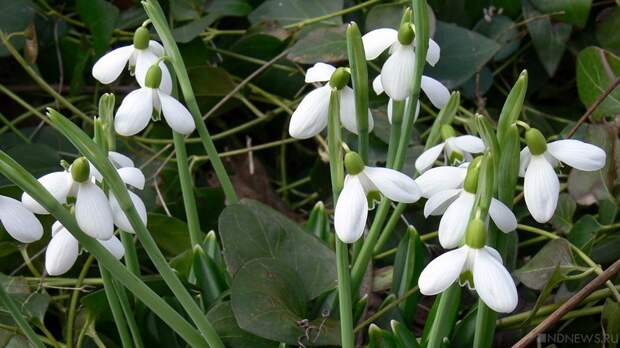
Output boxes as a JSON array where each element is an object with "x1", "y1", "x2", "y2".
[
  {"x1": 415, "y1": 143, "x2": 445, "y2": 173},
  {"x1": 339, "y1": 87, "x2": 374, "y2": 135},
  {"x1": 135, "y1": 50, "x2": 173, "y2": 95},
  {"x1": 419, "y1": 247, "x2": 468, "y2": 295},
  {"x1": 147, "y1": 41, "x2": 165, "y2": 57},
  {"x1": 21, "y1": 171, "x2": 73, "y2": 214},
  {"x1": 115, "y1": 88, "x2": 153, "y2": 136},
  {"x1": 305, "y1": 63, "x2": 336, "y2": 83},
  {"x1": 51, "y1": 221, "x2": 64, "y2": 237},
  {"x1": 363, "y1": 28, "x2": 398, "y2": 60},
  {"x1": 372, "y1": 75, "x2": 384, "y2": 95},
  {"x1": 415, "y1": 165, "x2": 467, "y2": 198},
  {"x1": 75, "y1": 183, "x2": 114, "y2": 240},
  {"x1": 0, "y1": 196, "x2": 43, "y2": 243},
  {"x1": 381, "y1": 44, "x2": 415, "y2": 100},
  {"x1": 158, "y1": 92, "x2": 196, "y2": 135},
  {"x1": 91, "y1": 45, "x2": 134, "y2": 84},
  {"x1": 438, "y1": 191, "x2": 475, "y2": 249},
  {"x1": 109, "y1": 191, "x2": 147, "y2": 234},
  {"x1": 334, "y1": 176, "x2": 368, "y2": 243},
  {"x1": 117, "y1": 167, "x2": 145, "y2": 190},
  {"x1": 489, "y1": 198, "x2": 517, "y2": 232},
  {"x1": 473, "y1": 248, "x2": 518, "y2": 313},
  {"x1": 450, "y1": 135, "x2": 486, "y2": 153},
  {"x1": 362, "y1": 167, "x2": 421, "y2": 203},
  {"x1": 45, "y1": 229, "x2": 79, "y2": 276},
  {"x1": 519, "y1": 147, "x2": 531, "y2": 177},
  {"x1": 426, "y1": 38, "x2": 441, "y2": 66},
  {"x1": 98, "y1": 236, "x2": 125, "y2": 260},
  {"x1": 288, "y1": 85, "x2": 331, "y2": 139},
  {"x1": 108, "y1": 151, "x2": 134, "y2": 168},
  {"x1": 421, "y1": 76, "x2": 450, "y2": 109},
  {"x1": 524, "y1": 156, "x2": 560, "y2": 223},
  {"x1": 424, "y1": 189, "x2": 462, "y2": 217},
  {"x1": 547, "y1": 139, "x2": 606, "y2": 171}
]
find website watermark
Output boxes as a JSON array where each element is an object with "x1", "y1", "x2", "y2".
[{"x1": 538, "y1": 333, "x2": 620, "y2": 345}]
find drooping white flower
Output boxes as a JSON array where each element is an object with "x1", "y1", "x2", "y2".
[
  {"x1": 115, "y1": 64, "x2": 195, "y2": 136},
  {"x1": 288, "y1": 63, "x2": 374, "y2": 139},
  {"x1": 418, "y1": 219, "x2": 518, "y2": 313},
  {"x1": 414, "y1": 164, "x2": 468, "y2": 198},
  {"x1": 335, "y1": 152, "x2": 421, "y2": 243},
  {"x1": 0, "y1": 196, "x2": 43, "y2": 243},
  {"x1": 91, "y1": 26, "x2": 172, "y2": 93},
  {"x1": 373, "y1": 73, "x2": 449, "y2": 116},
  {"x1": 415, "y1": 125, "x2": 485, "y2": 173},
  {"x1": 363, "y1": 24, "x2": 441, "y2": 100},
  {"x1": 520, "y1": 128, "x2": 606, "y2": 223},
  {"x1": 45, "y1": 221, "x2": 124, "y2": 276}
]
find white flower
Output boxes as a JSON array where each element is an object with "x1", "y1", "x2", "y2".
[
  {"x1": 373, "y1": 74, "x2": 449, "y2": 115},
  {"x1": 115, "y1": 64, "x2": 195, "y2": 136},
  {"x1": 288, "y1": 63, "x2": 374, "y2": 139},
  {"x1": 91, "y1": 26, "x2": 172, "y2": 93},
  {"x1": 45, "y1": 221, "x2": 124, "y2": 276},
  {"x1": 424, "y1": 188, "x2": 517, "y2": 248},
  {"x1": 335, "y1": 152, "x2": 421, "y2": 243},
  {"x1": 363, "y1": 26, "x2": 441, "y2": 100},
  {"x1": 520, "y1": 129, "x2": 606, "y2": 223},
  {"x1": 0, "y1": 196, "x2": 43, "y2": 243},
  {"x1": 418, "y1": 244, "x2": 518, "y2": 313},
  {"x1": 414, "y1": 164, "x2": 468, "y2": 198},
  {"x1": 415, "y1": 127, "x2": 485, "y2": 173}
]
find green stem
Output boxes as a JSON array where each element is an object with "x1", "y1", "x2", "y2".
[
  {"x1": 112, "y1": 279, "x2": 145, "y2": 348},
  {"x1": 99, "y1": 266, "x2": 133, "y2": 348},
  {"x1": 174, "y1": 131, "x2": 203, "y2": 246},
  {"x1": 0, "y1": 275, "x2": 46, "y2": 348},
  {"x1": 373, "y1": 202, "x2": 407, "y2": 254},
  {"x1": 327, "y1": 89, "x2": 354, "y2": 348},
  {"x1": 0, "y1": 151, "x2": 208, "y2": 347},
  {"x1": 65, "y1": 256, "x2": 94, "y2": 348},
  {"x1": 424, "y1": 285, "x2": 461, "y2": 348},
  {"x1": 143, "y1": 0, "x2": 238, "y2": 204},
  {"x1": 386, "y1": 101, "x2": 405, "y2": 168}
]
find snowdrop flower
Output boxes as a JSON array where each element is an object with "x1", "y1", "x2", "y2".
[
  {"x1": 419, "y1": 219, "x2": 518, "y2": 313},
  {"x1": 46, "y1": 221, "x2": 124, "y2": 276},
  {"x1": 115, "y1": 64, "x2": 195, "y2": 136},
  {"x1": 520, "y1": 128, "x2": 606, "y2": 223},
  {"x1": 423, "y1": 158, "x2": 516, "y2": 248},
  {"x1": 0, "y1": 196, "x2": 43, "y2": 243},
  {"x1": 415, "y1": 125, "x2": 485, "y2": 173},
  {"x1": 415, "y1": 163, "x2": 468, "y2": 198},
  {"x1": 372, "y1": 73, "x2": 449, "y2": 118},
  {"x1": 363, "y1": 21, "x2": 441, "y2": 100},
  {"x1": 22, "y1": 157, "x2": 115, "y2": 240},
  {"x1": 92, "y1": 26, "x2": 172, "y2": 93},
  {"x1": 335, "y1": 152, "x2": 421, "y2": 243},
  {"x1": 289, "y1": 63, "x2": 374, "y2": 139}
]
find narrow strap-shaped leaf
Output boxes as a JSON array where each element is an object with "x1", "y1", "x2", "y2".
[
  {"x1": 346, "y1": 22, "x2": 370, "y2": 163},
  {"x1": 496, "y1": 70, "x2": 527, "y2": 144},
  {"x1": 425, "y1": 91, "x2": 460, "y2": 149}
]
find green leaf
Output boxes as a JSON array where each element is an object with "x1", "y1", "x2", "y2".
[
  {"x1": 230, "y1": 258, "x2": 340, "y2": 346},
  {"x1": 522, "y1": 265, "x2": 568, "y2": 327},
  {"x1": 287, "y1": 25, "x2": 347, "y2": 64},
  {"x1": 530, "y1": 0, "x2": 591, "y2": 27},
  {"x1": 550, "y1": 193, "x2": 577, "y2": 233},
  {"x1": 602, "y1": 299, "x2": 620, "y2": 348},
  {"x1": 576, "y1": 47, "x2": 620, "y2": 119},
  {"x1": 172, "y1": 14, "x2": 219, "y2": 43},
  {"x1": 473, "y1": 15, "x2": 520, "y2": 61},
  {"x1": 76, "y1": 0, "x2": 119, "y2": 55},
  {"x1": 208, "y1": 0, "x2": 252, "y2": 16},
  {"x1": 0, "y1": 0, "x2": 35, "y2": 57},
  {"x1": 0, "y1": 144, "x2": 61, "y2": 186},
  {"x1": 147, "y1": 213, "x2": 193, "y2": 256},
  {"x1": 425, "y1": 21, "x2": 499, "y2": 89},
  {"x1": 0, "y1": 275, "x2": 49, "y2": 324},
  {"x1": 596, "y1": 7, "x2": 620, "y2": 55},
  {"x1": 523, "y1": 0, "x2": 572, "y2": 76},
  {"x1": 189, "y1": 66, "x2": 236, "y2": 96},
  {"x1": 219, "y1": 200, "x2": 337, "y2": 299},
  {"x1": 515, "y1": 239, "x2": 577, "y2": 290},
  {"x1": 207, "y1": 302, "x2": 278, "y2": 348},
  {"x1": 567, "y1": 215, "x2": 601, "y2": 251},
  {"x1": 392, "y1": 227, "x2": 427, "y2": 324},
  {"x1": 365, "y1": 3, "x2": 436, "y2": 35},
  {"x1": 249, "y1": 0, "x2": 343, "y2": 26}
]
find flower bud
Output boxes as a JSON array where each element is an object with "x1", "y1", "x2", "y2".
[
  {"x1": 71, "y1": 157, "x2": 90, "y2": 183},
  {"x1": 344, "y1": 151, "x2": 364, "y2": 175},
  {"x1": 397, "y1": 23, "x2": 414, "y2": 45},
  {"x1": 525, "y1": 128, "x2": 547, "y2": 155},
  {"x1": 329, "y1": 67, "x2": 350, "y2": 90},
  {"x1": 463, "y1": 156, "x2": 482, "y2": 193},
  {"x1": 145, "y1": 64, "x2": 162, "y2": 89},
  {"x1": 465, "y1": 218, "x2": 486, "y2": 249},
  {"x1": 133, "y1": 27, "x2": 150, "y2": 50},
  {"x1": 440, "y1": 124, "x2": 455, "y2": 141}
]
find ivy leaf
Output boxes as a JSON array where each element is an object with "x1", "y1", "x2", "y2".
[
  {"x1": 249, "y1": 0, "x2": 343, "y2": 26},
  {"x1": 515, "y1": 239, "x2": 577, "y2": 290},
  {"x1": 76, "y1": 0, "x2": 119, "y2": 55},
  {"x1": 530, "y1": 0, "x2": 591, "y2": 27},
  {"x1": 288, "y1": 25, "x2": 347, "y2": 64},
  {"x1": 576, "y1": 47, "x2": 620, "y2": 119}
]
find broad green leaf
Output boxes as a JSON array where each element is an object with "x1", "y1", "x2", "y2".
[
  {"x1": 0, "y1": 0, "x2": 35, "y2": 57},
  {"x1": 208, "y1": 0, "x2": 252, "y2": 16},
  {"x1": 425, "y1": 21, "x2": 500, "y2": 89},
  {"x1": 522, "y1": 265, "x2": 568, "y2": 327},
  {"x1": 189, "y1": 66, "x2": 236, "y2": 96},
  {"x1": 568, "y1": 215, "x2": 601, "y2": 251},
  {"x1": 219, "y1": 200, "x2": 337, "y2": 299},
  {"x1": 596, "y1": 7, "x2": 620, "y2": 55},
  {"x1": 249, "y1": 0, "x2": 343, "y2": 26},
  {"x1": 230, "y1": 258, "x2": 340, "y2": 346},
  {"x1": 207, "y1": 302, "x2": 278, "y2": 348},
  {"x1": 0, "y1": 275, "x2": 50, "y2": 324},
  {"x1": 576, "y1": 47, "x2": 620, "y2": 119},
  {"x1": 515, "y1": 239, "x2": 577, "y2": 290},
  {"x1": 603, "y1": 299, "x2": 620, "y2": 348},
  {"x1": 550, "y1": 193, "x2": 576, "y2": 233},
  {"x1": 598, "y1": 198, "x2": 618, "y2": 225},
  {"x1": 147, "y1": 213, "x2": 193, "y2": 256},
  {"x1": 473, "y1": 15, "x2": 520, "y2": 61},
  {"x1": 287, "y1": 25, "x2": 347, "y2": 64},
  {"x1": 172, "y1": 14, "x2": 219, "y2": 43},
  {"x1": 530, "y1": 0, "x2": 591, "y2": 27},
  {"x1": 365, "y1": 3, "x2": 436, "y2": 36},
  {"x1": 76, "y1": 0, "x2": 119, "y2": 55},
  {"x1": 0, "y1": 144, "x2": 61, "y2": 186}
]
